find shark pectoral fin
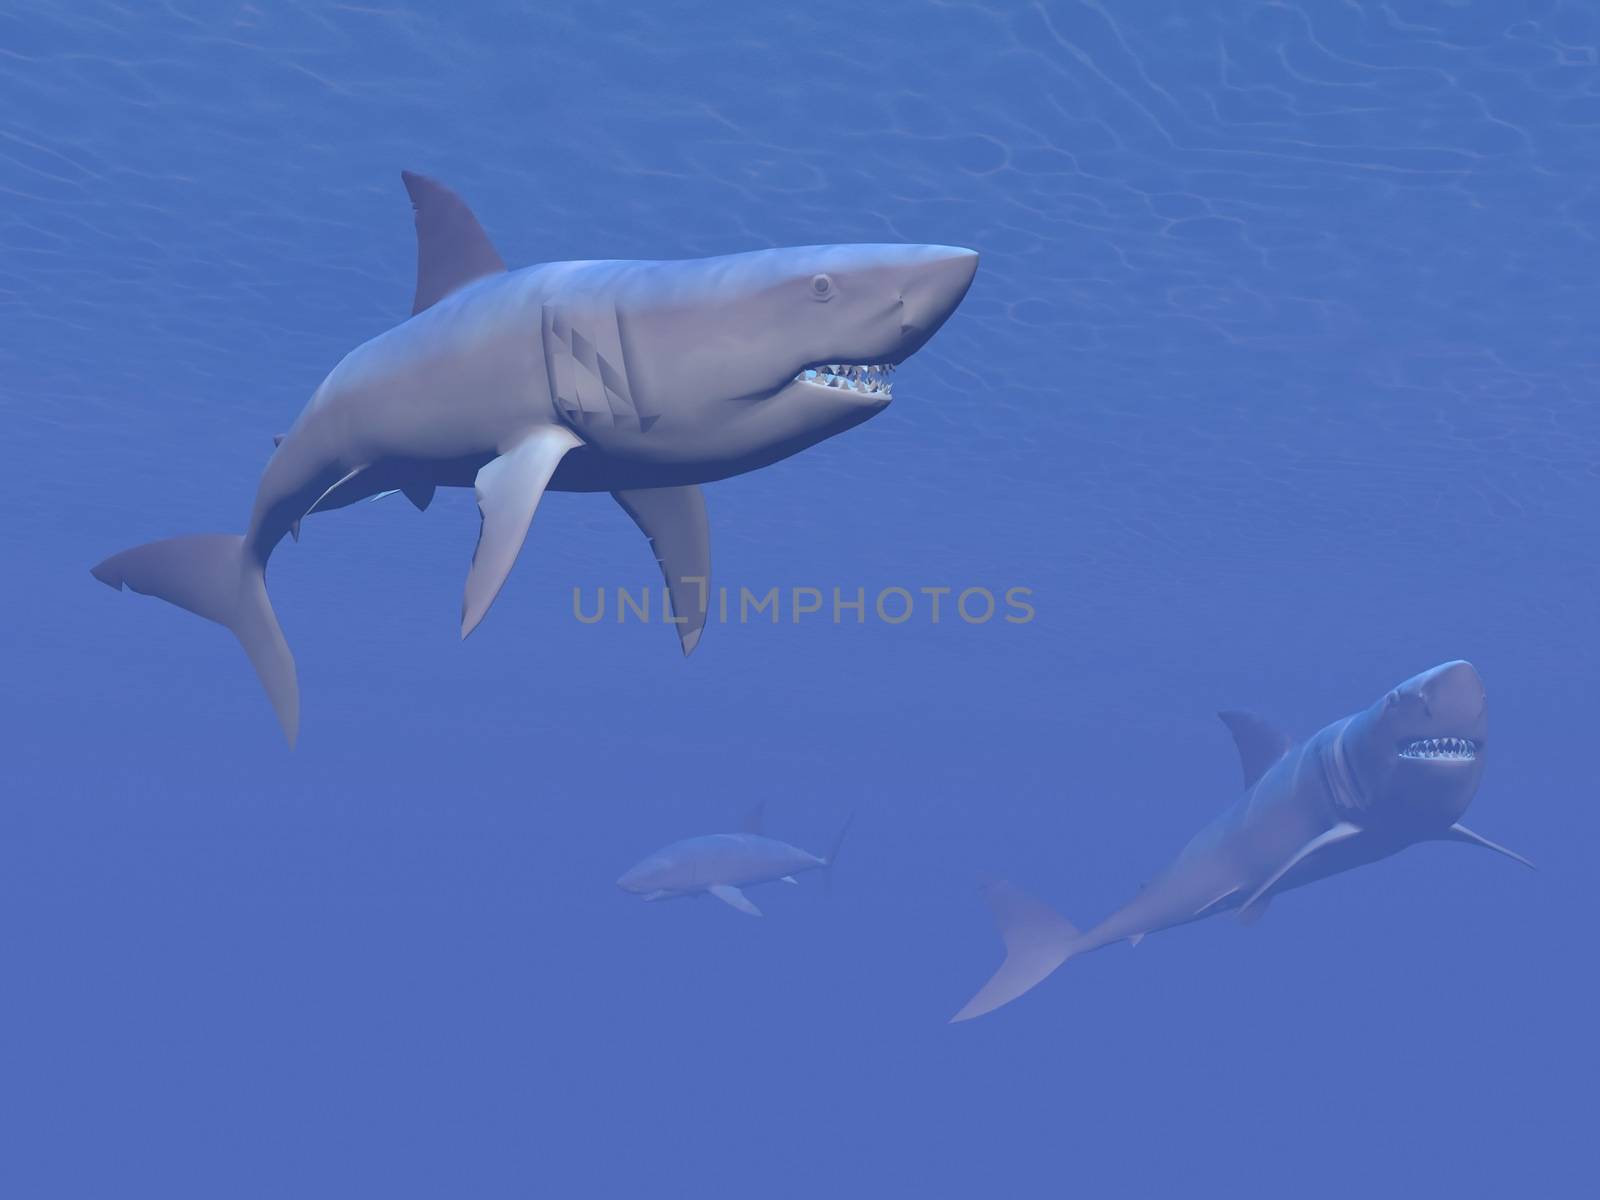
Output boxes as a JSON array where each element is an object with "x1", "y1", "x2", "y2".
[
  {"x1": 707, "y1": 885, "x2": 762, "y2": 917},
  {"x1": 1237, "y1": 821, "x2": 1364, "y2": 921},
  {"x1": 781, "y1": 875, "x2": 800, "y2": 886},
  {"x1": 1217, "y1": 711, "x2": 1293, "y2": 788},
  {"x1": 402, "y1": 171, "x2": 507, "y2": 315},
  {"x1": 1441, "y1": 823, "x2": 1535, "y2": 870},
  {"x1": 612, "y1": 485, "x2": 710, "y2": 656},
  {"x1": 951, "y1": 881, "x2": 1081, "y2": 1024},
  {"x1": 462, "y1": 426, "x2": 584, "y2": 638}
]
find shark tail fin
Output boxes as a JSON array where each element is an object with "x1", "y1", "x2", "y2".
[
  {"x1": 950, "y1": 880, "x2": 1081, "y2": 1024},
  {"x1": 91, "y1": 533, "x2": 299, "y2": 746}
]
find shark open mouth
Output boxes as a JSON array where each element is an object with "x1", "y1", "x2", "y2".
[
  {"x1": 1398, "y1": 737, "x2": 1479, "y2": 761},
  {"x1": 796, "y1": 362, "x2": 895, "y2": 398}
]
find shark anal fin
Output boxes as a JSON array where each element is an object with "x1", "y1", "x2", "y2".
[
  {"x1": 707, "y1": 884, "x2": 762, "y2": 917},
  {"x1": 1217, "y1": 711, "x2": 1293, "y2": 788},
  {"x1": 612, "y1": 485, "x2": 710, "y2": 656},
  {"x1": 272, "y1": 433, "x2": 286, "y2": 448},
  {"x1": 951, "y1": 880, "x2": 1081, "y2": 1024},
  {"x1": 462, "y1": 426, "x2": 584, "y2": 638},
  {"x1": 401, "y1": 171, "x2": 507, "y2": 315},
  {"x1": 1237, "y1": 821, "x2": 1363, "y2": 920},
  {"x1": 1439, "y1": 823, "x2": 1535, "y2": 870}
]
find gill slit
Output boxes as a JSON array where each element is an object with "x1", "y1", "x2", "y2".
[{"x1": 1320, "y1": 717, "x2": 1365, "y2": 816}]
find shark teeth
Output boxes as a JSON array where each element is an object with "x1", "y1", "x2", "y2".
[
  {"x1": 1398, "y1": 736, "x2": 1479, "y2": 761},
  {"x1": 796, "y1": 362, "x2": 895, "y2": 397}
]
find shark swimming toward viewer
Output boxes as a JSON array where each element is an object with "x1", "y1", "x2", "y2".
[
  {"x1": 91, "y1": 173, "x2": 979, "y2": 745},
  {"x1": 617, "y1": 805, "x2": 851, "y2": 916},
  {"x1": 952, "y1": 661, "x2": 1532, "y2": 1022}
]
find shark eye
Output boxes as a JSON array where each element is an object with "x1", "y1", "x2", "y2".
[{"x1": 809, "y1": 273, "x2": 834, "y2": 301}]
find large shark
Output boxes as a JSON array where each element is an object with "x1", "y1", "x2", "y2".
[
  {"x1": 952, "y1": 661, "x2": 1532, "y2": 1022},
  {"x1": 617, "y1": 805, "x2": 851, "y2": 916},
  {"x1": 91, "y1": 172, "x2": 979, "y2": 745}
]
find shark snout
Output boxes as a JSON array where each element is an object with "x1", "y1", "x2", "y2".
[
  {"x1": 1385, "y1": 660, "x2": 1488, "y2": 763},
  {"x1": 1416, "y1": 660, "x2": 1485, "y2": 717},
  {"x1": 895, "y1": 246, "x2": 979, "y2": 355}
]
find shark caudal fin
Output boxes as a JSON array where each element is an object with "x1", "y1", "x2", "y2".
[
  {"x1": 90, "y1": 534, "x2": 299, "y2": 746},
  {"x1": 950, "y1": 880, "x2": 1082, "y2": 1023}
]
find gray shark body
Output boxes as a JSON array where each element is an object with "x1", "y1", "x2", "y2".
[
  {"x1": 953, "y1": 661, "x2": 1532, "y2": 1022},
  {"x1": 91, "y1": 173, "x2": 978, "y2": 745},
  {"x1": 617, "y1": 808, "x2": 850, "y2": 916}
]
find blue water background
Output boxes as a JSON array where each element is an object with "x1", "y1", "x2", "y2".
[{"x1": 1, "y1": 2, "x2": 1593, "y2": 1195}]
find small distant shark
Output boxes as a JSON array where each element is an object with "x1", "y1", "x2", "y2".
[
  {"x1": 617, "y1": 805, "x2": 852, "y2": 916},
  {"x1": 91, "y1": 172, "x2": 979, "y2": 745},
  {"x1": 952, "y1": 661, "x2": 1532, "y2": 1022}
]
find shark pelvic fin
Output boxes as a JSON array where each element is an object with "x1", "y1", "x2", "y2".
[
  {"x1": 707, "y1": 884, "x2": 762, "y2": 917},
  {"x1": 367, "y1": 484, "x2": 435, "y2": 512},
  {"x1": 401, "y1": 171, "x2": 507, "y2": 315},
  {"x1": 612, "y1": 485, "x2": 710, "y2": 656},
  {"x1": 951, "y1": 880, "x2": 1081, "y2": 1023},
  {"x1": 462, "y1": 425, "x2": 584, "y2": 638},
  {"x1": 1237, "y1": 821, "x2": 1363, "y2": 920},
  {"x1": 1237, "y1": 894, "x2": 1271, "y2": 926},
  {"x1": 781, "y1": 875, "x2": 800, "y2": 886},
  {"x1": 1439, "y1": 823, "x2": 1535, "y2": 870},
  {"x1": 304, "y1": 465, "x2": 368, "y2": 522},
  {"x1": 1193, "y1": 885, "x2": 1241, "y2": 921},
  {"x1": 1218, "y1": 711, "x2": 1293, "y2": 788}
]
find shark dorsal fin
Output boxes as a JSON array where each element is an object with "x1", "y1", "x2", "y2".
[
  {"x1": 1217, "y1": 710, "x2": 1292, "y2": 788},
  {"x1": 401, "y1": 170, "x2": 507, "y2": 316},
  {"x1": 741, "y1": 802, "x2": 765, "y2": 836}
]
